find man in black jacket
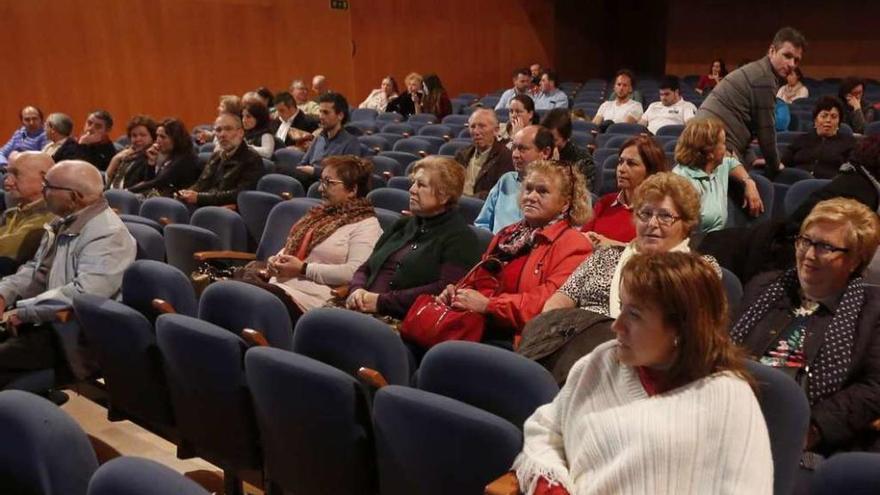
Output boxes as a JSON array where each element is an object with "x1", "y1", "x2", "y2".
[
  {"x1": 176, "y1": 113, "x2": 263, "y2": 207},
  {"x1": 270, "y1": 91, "x2": 318, "y2": 147}
]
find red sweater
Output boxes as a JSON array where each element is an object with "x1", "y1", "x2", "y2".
[{"x1": 580, "y1": 193, "x2": 636, "y2": 243}]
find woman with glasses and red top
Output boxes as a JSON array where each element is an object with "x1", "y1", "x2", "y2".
[{"x1": 731, "y1": 197, "x2": 880, "y2": 457}]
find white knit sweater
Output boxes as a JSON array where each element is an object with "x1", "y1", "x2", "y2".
[{"x1": 513, "y1": 341, "x2": 773, "y2": 495}]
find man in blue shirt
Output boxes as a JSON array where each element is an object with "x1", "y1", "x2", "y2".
[
  {"x1": 474, "y1": 125, "x2": 554, "y2": 233},
  {"x1": 532, "y1": 70, "x2": 569, "y2": 111},
  {"x1": 296, "y1": 92, "x2": 361, "y2": 189},
  {"x1": 0, "y1": 106, "x2": 47, "y2": 166},
  {"x1": 495, "y1": 68, "x2": 532, "y2": 111}
]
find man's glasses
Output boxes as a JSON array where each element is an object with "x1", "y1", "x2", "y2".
[
  {"x1": 41, "y1": 180, "x2": 78, "y2": 194},
  {"x1": 635, "y1": 208, "x2": 681, "y2": 227},
  {"x1": 795, "y1": 235, "x2": 849, "y2": 258}
]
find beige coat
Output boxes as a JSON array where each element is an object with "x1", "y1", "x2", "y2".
[{"x1": 270, "y1": 216, "x2": 382, "y2": 311}]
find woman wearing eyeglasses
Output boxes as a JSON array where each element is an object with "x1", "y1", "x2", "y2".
[
  {"x1": 672, "y1": 117, "x2": 763, "y2": 233},
  {"x1": 241, "y1": 155, "x2": 382, "y2": 324},
  {"x1": 536, "y1": 172, "x2": 720, "y2": 381},
  {"x1": 731, "y1": 197, "x2": 880, "y2": 457}
]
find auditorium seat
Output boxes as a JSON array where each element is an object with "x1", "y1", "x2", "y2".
[
  {"x1": 245, "y1": 347, "x2": 376, "y2": 495},
  {"x1": 87, "y1": 456, "x2": 210, "y2": 495},
  {"x1": 256, "y1": 173, "x2": 304, "y2": 199},
  {"x1": 0, "y1": 390, "x2": 98, "y2": 495}
]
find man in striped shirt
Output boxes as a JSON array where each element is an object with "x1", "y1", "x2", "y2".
[{"x1": 0, "y1": 106, "x2": 46, "y2": 166}]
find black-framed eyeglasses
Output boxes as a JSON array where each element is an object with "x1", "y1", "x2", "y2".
[
  {"x1": 319, "y1": 177, "x2": 345, "y2": 188},
  {"x1": 795, "y1": 235, "x2": 849, "y2": 257},
  {"x1": 41, "y1": 180, "x2": 78, "y2": 194},
  {"x1": 635, "y1": 208, "x2": 680, "y2": 227}
]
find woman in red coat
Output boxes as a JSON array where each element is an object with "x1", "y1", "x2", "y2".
[{"x1": 438, "y1": 160, "x2": 592, "y2": 344}]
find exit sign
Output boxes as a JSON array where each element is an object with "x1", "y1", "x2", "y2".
[{"x1": 330, "y1": 0, "x2": 349, "y2": 9}]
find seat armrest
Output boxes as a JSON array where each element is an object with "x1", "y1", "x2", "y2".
[
  {"x1": 241, "y1": 328, "x2": 269, "y2": 347},
  {"x1": 485, "y1": 472, "x2": 521, "y2": 495},
  {"x1": 357, "y1": 367, "x2": 388, "y2": 389},
  {"x1": 193, "y1": 250, "x2": 257, "y2": 262},
  {"x1": 152, "y1": 299, "x2": 177, "y2": 315}
]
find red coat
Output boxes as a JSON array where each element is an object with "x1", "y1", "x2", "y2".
[{"x1": 484, "y1": 221, "x2": 592, "y2": 333}]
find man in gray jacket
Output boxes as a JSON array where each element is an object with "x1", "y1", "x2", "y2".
[
  {"x1": 0, "y1": 160, "x2": 136, "y2": 386},
  {"x1": 697, "y1": 27, "x2": 806, "y2": 179}
]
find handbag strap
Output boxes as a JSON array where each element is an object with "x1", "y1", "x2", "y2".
[{"x1": 455, "y1": 257, "x2": 502, "y2": 291}]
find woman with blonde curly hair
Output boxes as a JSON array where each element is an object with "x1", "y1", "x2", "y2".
[
  {"x1": 533, "y1": 172, "x2": 720, "y2": 382},
  {"x1": 438, "y1": 160, "x2": 592, "y2": 343},
  {"x1": 673, "y1": 117, "x2": 764, "y2": 232}
]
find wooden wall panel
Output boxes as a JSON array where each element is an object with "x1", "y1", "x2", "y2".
[
  {"x1": 0, "y1": 0, "x2": 353, "y2": 138},
  {"x1": 348, "y1": 0, "x2": 556, "y2": 102},
  {"x1": 665, "y1": 0, "x2": 880, "y2": 81}
]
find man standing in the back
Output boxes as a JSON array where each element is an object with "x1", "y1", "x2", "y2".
[{"x1": 697, "y1": 27, "x2": 806, "y2": 179}]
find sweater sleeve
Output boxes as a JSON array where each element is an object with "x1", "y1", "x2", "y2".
[
  {"x1": 305, "y1": 218, "x2": 382, "y2": 287},
  {"x1": 811, "y1": 315, "x2": 880, "y2": 450},
  {"x1": 487, "y1": 233, "x2": 592, "y2": 331},
  {"x1": 512, "y1": 349, "x2": 600, "y2": 494},
  {"x1": 249, "y1": 133, "x2": 275, "y2": 160}
]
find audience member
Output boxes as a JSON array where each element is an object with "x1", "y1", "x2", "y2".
[
  {"x1": 0, "y1": 160, "x2": 136, "y2": 385},
  {"x1": 73, "y1": 110, "x2": 117, "y2": 171},
  {"x1": 242, "y1": 102, "x2": 275, "y2": 159},
  {"x1": 242, "y1": 156, "x2": 381, "y2": 324},
  {"x1": 105, "y1": 115, "x2": 157, "y2": 190},
  {"x1": 255, "y1": 87, "x2": 274, "y2": 108},
  {"x1": 359, "y1": 76, "x2": 399, "y2": 112},
  {"x1": 291, "y1": 79, "x2": 320, "y2": 116},
  {"x1": 782, "y1": 96, "x2": 857, "y2": 179},
  {"x1": 695, "y1": 59, "x2": 727, "y2": 95},
  {"x1": 128, "y1": 118, "x2": 199, "y2": 197},
  {"x1": 777, "y1": 67, "x2": 809, "y2": 104},
  {"x1": 421, "y1": 74, "x2": 452, "y2": 120},
  {"x1": 296, "y1": 92, "x2": 361, "y2": 189},
  {"x1": 176, "y1": 113, "x2": 263, "y2": 207},
  {"x1": 538, "y1": 173, "x2": 719, "y2": 381},
  {"x1": 0, "y1": 152, "x2": 55, "y2": 275},
  {"x1": 838, "y1": 77, "x2": 876, "y2": 134},
  {"x1": 495, "y1": 68, "x2": 533, "y2": 111},
  {"x1": 454, "y1": 109, "x2": 514, "y2": 199},
  {"x1": 346, "y1": 156, "x2": 481, "y2": 318},
  {"x1": 529, "y1": 63, "x2": 542, "y2": 85},
  {"x1": 732, "y1": 198, "x2": 880, "y2": 455},
  {"x1": 311, "y1": 75, "x2": 328, "y2": 99},
  {"x1": 697, "y1": 27, "x2": 807, "y2": 178},
  {"x1": 439, "y1": 159, "x2": 591, "y2": 343},
  {"x1": 582, "y1": 135, "x2": 668, "y2": 246},
  {"x1": 41, "y1": 113, "x2": 78, "y2": 163},
  {"x1": 514, "y1": 252, "x2": 771, "y2": 494},
  {"x1": 639, "y1": 75, "x2": 697, "y2": 134},
  {"x1": 241, "y1": 91, "x2": 263, "y2": 108},
  {"x1": 194, "y1": 96, "x2": 243, "y2": 145},
  {"x1": 541, "y1": 108, "x2": 595, "y2": 190},
  {"x1": 593, "y1": 70, "x2": 644, "y2": 125},
  {"x1": 386, "y1": 72, "x2": 424, "y2": 119},
  {"x1": 475, "y1": 125, "x2": 554, "y2": 233},
  {"x1": 0, "y1": 106, "x2": 46, "y2": 166},
  {"x1": 270, "y1": 91, "x2": 318, "y2": 148},
  {"x1": 673, "y1": 117, "x2": 763, "y2": 232},
  {"x1": 533, "y1": 70, "x2": 568, "y2": 110},
  {"x1": 498, "y1": 94, "x2": 538, "y2": 143}
]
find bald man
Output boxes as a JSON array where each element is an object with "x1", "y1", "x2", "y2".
[
  {"x1": 454, "y1": 108, "x2": 513, "y2": 199},
  {"x1": 474, "y1": 126, "x2": 554, "y2": 233},
  {"x1": 0, "y1": 160, "x2": 136, "y2": 386},
  {"x1": 0, "y1": 152, "x2": 56, "y2": 272}
]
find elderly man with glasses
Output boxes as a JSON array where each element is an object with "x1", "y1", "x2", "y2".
[{"x1": 0, "y1": 160, "x2": 135, "y2": 387}]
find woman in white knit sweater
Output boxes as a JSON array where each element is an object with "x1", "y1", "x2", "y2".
[{"x1": 513, "y1": 252, "x2": 773, "y2": 495}]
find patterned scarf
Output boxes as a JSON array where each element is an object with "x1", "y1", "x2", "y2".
[
  {"x1": 730, "y1": 269, "x2": 864, "y2": 405},
  {"x1": 282, "y1": 197, "x2": 375, "y2": 258},
  {"x1": 494, "y1": 217, "x2": 563, "y2": 261}
]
